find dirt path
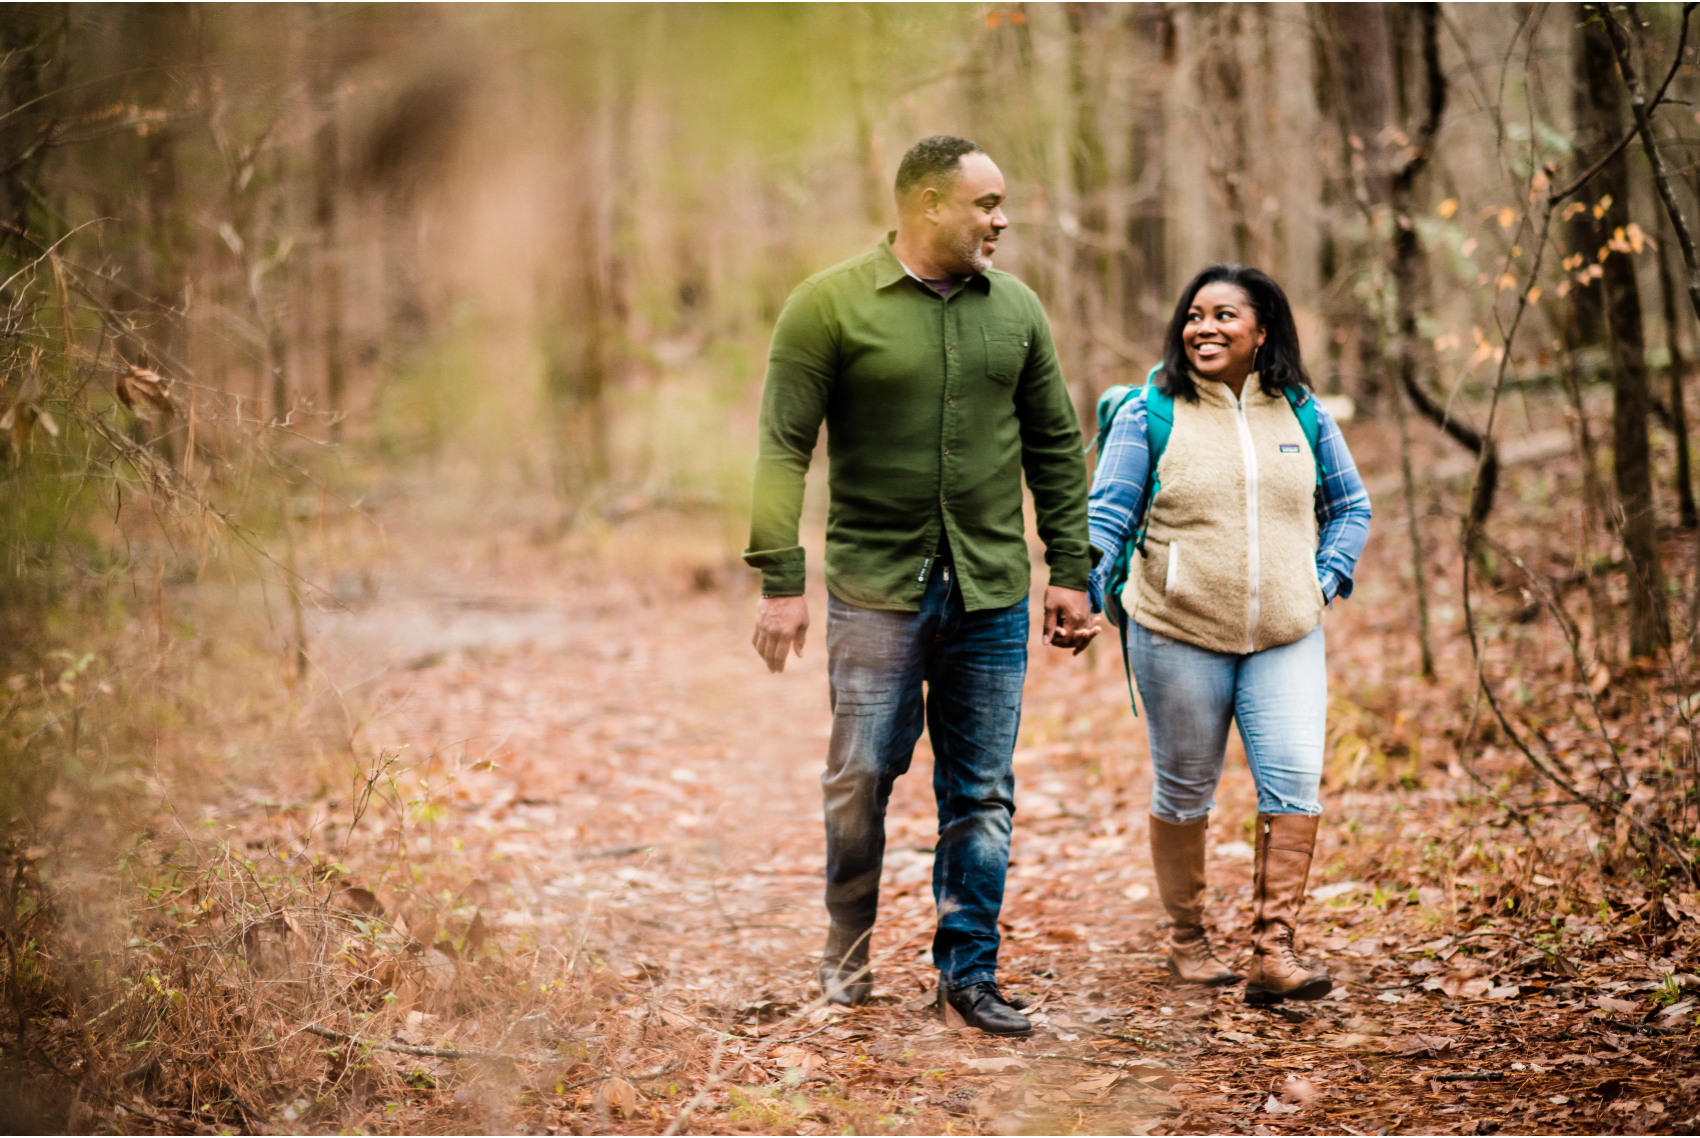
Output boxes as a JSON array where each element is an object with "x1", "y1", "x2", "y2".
[{"x1": 294, "y1": 522, "x2": 1698, "y2": 1136}]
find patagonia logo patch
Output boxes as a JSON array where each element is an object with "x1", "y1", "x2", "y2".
[{"x1": 1279, "y1": 443, "x2": 1302, "y2": 453}]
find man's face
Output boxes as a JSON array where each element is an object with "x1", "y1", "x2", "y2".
[{"x1": 929, "y1": 152, "x2": 1008, "y2": 274}]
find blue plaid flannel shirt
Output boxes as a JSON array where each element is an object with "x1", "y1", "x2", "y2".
[{"x1": 1085, "y1": 392, "x2": 1372, "y2": 614}]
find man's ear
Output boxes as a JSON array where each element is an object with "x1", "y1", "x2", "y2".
[{"x1": 918, "y1": 185, "x2": 943, "y2": 222}]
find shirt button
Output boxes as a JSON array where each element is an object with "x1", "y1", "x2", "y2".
[
  {"x1": 943, "y1": 447, "x2": 950, "y2": 455},
  {"x1": 946, "y1": 397, "x2": 955, "y2": 405},
  {"x1": 947, "y1": 346, "x2": 955, "y2": 354}
]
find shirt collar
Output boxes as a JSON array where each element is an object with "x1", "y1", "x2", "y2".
[{"x1": 874, "y1": 231, "x2": 993, "y2": 294}]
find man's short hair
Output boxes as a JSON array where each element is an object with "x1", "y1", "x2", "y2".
[{"x1": 895, "y1": 135, "x2": 985, "y2": 200}]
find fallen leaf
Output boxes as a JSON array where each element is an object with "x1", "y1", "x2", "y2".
[
  {"x1": 115, "y1": 364, "x2": 176, "y2": 416},
  {"x1": 1280, "y1": 1076, "x2": 1320, "y2": 1104},
  {"x1": 1122, "y1": 883, "x2": 1150, "y2": 902},
  {"x1": 1594, "y1": 996, "x2": 1639, "y2": 1014},
  {"x1": 464, "y1": 910, "x2": 489, "y2": 957},
  {"x1": 1587, "y1": 662, "x2": 1611, "y2": 695},
  {"x1": 1487, "y1": 984, "x2": 1520, "y2": 1000},
  {"x1": 1441, "y1": 972, "x2": 1492, "y2": 1000},
  {"x1": 1069, "y1": 1073, "x2": 1121, "y2": 1092},
  {"x1": 1263, "y1": 1094, "x2": 1301, "y2": 1115},
  {"x1": 1213, "y1": 841, "x2": 1254, "y2": 860},
  {"x1": 1218, "y1": 1030, "x2": 1260, "y2": 1045},
  {"x1": 957, "y1": 1056, "x2": 1027, "y2": 1074},
  {"x1": 1656, "y1": 998, "x2": 1696, "y2": 1020},
  {"x1": 335, "y1": 887, "x2": 383, "y2": 916},
  {"x1": 596, "y1": 1076, "x2": 640, "y2": 1116},
  {"x1": 1388, "y1": 1034, "x2": 1455, "y2": 1058}
]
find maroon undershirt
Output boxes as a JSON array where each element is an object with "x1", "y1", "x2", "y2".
[{"x1": 918, "y1": 275, "x2": 962, "y2": 300}]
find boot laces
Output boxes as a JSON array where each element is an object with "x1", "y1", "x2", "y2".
[{"x1": 1273, "y1": 925, "x2": 1304, "y2": 969}]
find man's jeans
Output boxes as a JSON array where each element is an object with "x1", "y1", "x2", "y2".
[
  {"x1": 823, "y1": 562, "x2": 1028, "y2": 991},
  {"x1": 1127, "y1": 621, "x2": 1326, "y2": 824}
]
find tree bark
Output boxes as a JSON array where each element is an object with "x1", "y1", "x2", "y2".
[
  {"x1": 1656, "y1": 222, "x2": 1698, "y2": 528},
  {"x1": 1587, "y1": 6, "x2": 1669, "y2": 657},
  {"x1": 1318, "y1": 1, "x2": 1396, "y2": 416},
  {"x1": 313, "y1": 61, "x2": 346, "y2": 443},
  {"x1": 1388, "y1": 1, "x2": 1446, "y2": 679}
]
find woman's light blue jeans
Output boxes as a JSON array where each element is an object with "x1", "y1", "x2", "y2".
[{"x1": 1127, "y1": 621, "x2": 1326, "y2": 824}]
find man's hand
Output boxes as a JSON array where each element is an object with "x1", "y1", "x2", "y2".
[
  {"x1": 753, "y1": 595, "x2": 810, "y2": 673},
  {"x1": 1042, "y1": 586, "x2": 1099, "y2": 655}
]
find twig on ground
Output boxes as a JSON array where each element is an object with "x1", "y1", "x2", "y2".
[
  {"x1": 1033, "y1": 1052, "x2": 1130, "y2": 1068},
  {"x1": 556, "y1": 1061, "x2": 685, "y2": 1094},
  {"x1": 1596, "y1": 1019, "x2": 1683, "y2": 1037},
  {"x1": 1433, "y1": 1070, "x2": 1505, "y2": 1082},
  {"x1": 302, "y1": 1023, "x2": 515, "y2": 1060},
  {"x1": 1079, "y1": 1025, "x2": 1174, "y2": 1051}
]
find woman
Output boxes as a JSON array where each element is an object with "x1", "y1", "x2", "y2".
[{"x1": 1086, "y1": 265, "x2": 1371, "y2": 1005}]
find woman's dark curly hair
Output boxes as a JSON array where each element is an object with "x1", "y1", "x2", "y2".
[{"x1": 1157, "y1": 264, "x2": 1311, "y2": 402}]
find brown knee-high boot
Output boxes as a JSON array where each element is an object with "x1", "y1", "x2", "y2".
[
  {"x1": 1245, "y1": 813, "x2": 1332, "y2": 1005},
  {"x1": 1148, "y1": 815, "x2": 1241, "y2": 986}
]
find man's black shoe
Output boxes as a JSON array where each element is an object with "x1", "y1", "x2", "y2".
[{"x1": 942, "y1": 980, "x2": 1033, "y2": 1036}]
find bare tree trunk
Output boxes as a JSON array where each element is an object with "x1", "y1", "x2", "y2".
[
  {"x1": 1317, "y1": 1, "x2": 1395, "y2": 417},
  {"x1": 1388, "y1": 1, "x2": 1446, "y2": 679},
  {"x1": 1656, "y1": 223, "x2": 1698, "y2": 528},
  {"x1": 1066, "y1": 2, "x2": 1111, "y2": 422},
  {"x1": 1122, "y1": 5, "x2": 1169, "y2": 348},
  {"x1": 1197, "y1": 6, "x2": 1254, "y2": 264},
  {"x1": 1585, "y1": 8, "x2": 1668, "y2": 657},
  {"x1": 1562, "y1": 315, "x2": 1615, "y2": 662},
  {"x1": 314, "y1": 62, "x2": 346, "y2": 443}
]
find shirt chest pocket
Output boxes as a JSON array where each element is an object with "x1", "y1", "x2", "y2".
[{"x1": 981, "y1": 325, "x2": 1031, "y2": 386}]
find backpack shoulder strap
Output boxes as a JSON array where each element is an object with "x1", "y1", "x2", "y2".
[
  {"x1": 1088, "y1": 384, "x2": 1142, "y2": 453},
  {"x1": 1283, "y1": 386, "x2": 1323, "y2": 487},
  {"x1": 1145, "y1": 380, "x2": 1174, "y2": 465}
]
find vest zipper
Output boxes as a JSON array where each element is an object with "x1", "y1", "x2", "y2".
[{"x1": 1233, "y1": 389, "x2": 1260, "y2": 653}]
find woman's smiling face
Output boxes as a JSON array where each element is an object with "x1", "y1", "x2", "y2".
[{"x1": 1183, "y1": 281, "x2": 1267, "y2": 383}]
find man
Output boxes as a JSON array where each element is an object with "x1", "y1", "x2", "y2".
[{"x1": 743, "y1": 136, "x2": 1097, "y2": 1036}]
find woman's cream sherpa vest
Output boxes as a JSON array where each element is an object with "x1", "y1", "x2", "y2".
[{"x1": 1128, "y1": 375, "x2": 1322, "y2": 655}]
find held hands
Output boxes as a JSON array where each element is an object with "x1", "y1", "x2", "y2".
[
  {"x1": 753, "y1": 595, "x2": 810, "y2": 673},
  {"x1": 1043, "y1": 586, "x2": 1100, "y2": 655},
  {"x1": 754, "y1": 588, "x2": 1095, "y2": 672}
]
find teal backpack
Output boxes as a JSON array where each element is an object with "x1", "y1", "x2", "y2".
[{"x1": 1090, "y1": 366, "x2": 1323, "y2": 712}]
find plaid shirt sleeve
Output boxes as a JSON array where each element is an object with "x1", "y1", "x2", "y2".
[
  {"x1": 1312, "y1": 401, "x2": 1372, "y2": 603},
  {"x1": 1085, "y1": 396, "x2": 1150, "y2": 614}
]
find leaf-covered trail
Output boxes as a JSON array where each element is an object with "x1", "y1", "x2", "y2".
[{"x1": 302, "y1": 520, "x2": 1699, "y2": 1135}]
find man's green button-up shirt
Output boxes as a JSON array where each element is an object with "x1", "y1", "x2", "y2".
[{"x1": 743, "y1": 235, "x2": 1092, "y2": 612}]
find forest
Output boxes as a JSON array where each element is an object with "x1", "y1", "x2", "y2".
[{"x1": 1, "y1": 2, "x2": 1699, "y2": 1134}]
